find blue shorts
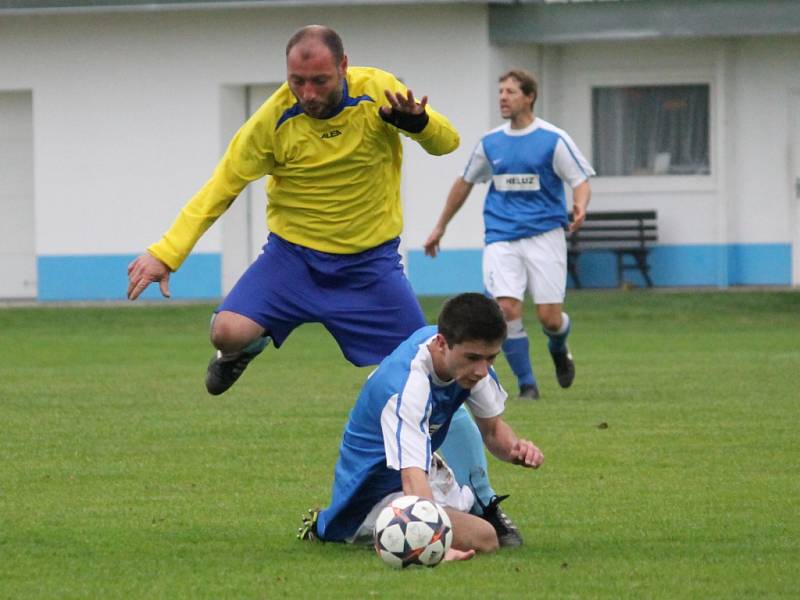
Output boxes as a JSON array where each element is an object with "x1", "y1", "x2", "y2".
[{"x1": 217, "y1": 234, "x2": 427, "y2": 367}]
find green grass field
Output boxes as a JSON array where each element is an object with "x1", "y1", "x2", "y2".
[{"x1": 1, "y1": 290, "x2": 799, "y2": 598}]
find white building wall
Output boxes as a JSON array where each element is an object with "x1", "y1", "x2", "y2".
[
  {"x1": 1, "y1": 5, "x2": 797, "y2": 297},
  {"x1": 0, "y1": 5, "x2": 489, "y2": 258},
  {"x1": 727, "y1": 37, "x2": 800, "y2": 244},
  {"x1": 552, "y1": 38, "x2": 723, "y2": 246}
]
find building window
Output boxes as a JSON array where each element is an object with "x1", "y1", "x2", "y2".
[{"x1": 592, "y1": 84, "x2": 710, "y2": 176}]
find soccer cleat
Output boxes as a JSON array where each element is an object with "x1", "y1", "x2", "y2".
[
  {"x1": 550, "y1": 347, "x2": 575, "y2": 388},
  {"x1": 204, "y1": 336, "x2": 269, "y2": 396},
  {"x1": 519, "y1": 383, "x2": 540, "y2": 400},
  {"x1": 478, "y1": 494, "x2": 523, "y2": 548},
  {"x1": 297, "y1": 508, "x2": 320, "y2": 542}
]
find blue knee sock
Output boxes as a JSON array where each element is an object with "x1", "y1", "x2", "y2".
[
  {"x1": 437, "y1": 405, "x2": 496, "y2": 515},
  {"x1": 544, "y1": 312, "x2": 571, "y2": 353},
  {"x1": 502, "y1": 319, "x2": 536, "y2": 388}
]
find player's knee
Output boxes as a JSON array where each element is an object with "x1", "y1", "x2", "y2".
[
  {"x1": 540, "y1": 315, "x2": 560, "y2": 331},
  {"x1": 209, "y1": 311, "x2": 262, "y2": 351},
  {"x1": 463, "y1": 517, "x2": 499, "y2": 554},
  {"x1": 209, "y1": 315, "x2": 230, "y2": 346},
  {"x1": 496, "y1": 297, "x2": 523, "y2": 321},
  {"x1": 476, "y1": 522, "x2": 500, "y2": 554},
  {"x1": 537, "y1": 307, "x2": 562, "y2": 331}
]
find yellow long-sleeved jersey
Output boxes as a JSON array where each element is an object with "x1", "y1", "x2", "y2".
[{"x1": 148, "y1": 66, "x2": 460, "y2": 269}]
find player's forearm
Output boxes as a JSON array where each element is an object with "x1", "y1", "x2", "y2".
[
  {"x1": 148, "y1": 182, "x2": 236, "y2": 270},
  {"x1": 148, "y1": 151, "x2": 254, "y2": 270},
  {"x1": 475, "y1": 416, "x2": 519, "y2": 463},
  {"x1": 434, "y1": 178, "x2": 473, "y2": 232},
  {"x1": 150, "y1": 123, "x2": 272, "y2": 270},
  {"x1": 405, "y1": 107, "x2": 460, "y2": 156},
  {"x1": 572, "y1": 180, "x2": 591, "y2": 214},
  {"x1": 401, "y1": 467, "x2": 434, "y2": 500}
]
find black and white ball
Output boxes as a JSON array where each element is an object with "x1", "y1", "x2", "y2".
[{"x1": 373, "y1": 495, "x2": 453, "y2": 568}]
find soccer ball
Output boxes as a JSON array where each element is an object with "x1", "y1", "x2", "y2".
[{"x1": 373, "y1": 495, "x2": 453, "y2": 569}]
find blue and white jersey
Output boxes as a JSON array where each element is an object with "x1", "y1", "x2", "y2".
[
  {"x1": 315, "y1": 325, "x2": 507, "y2": 542},
  {"x1": 463, "y1": 118, "x2": 595, "y2": 245}
]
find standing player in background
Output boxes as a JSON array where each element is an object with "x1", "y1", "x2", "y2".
[
  {"x1": 126, "y1": 26, "x2": 523, "y2": 545},
  {"x1": 299, "y1": 293, "x2": 544, "y2": 559},
  {"x1": 424, "y1": 69, "x2": 594, "y2": 400}
]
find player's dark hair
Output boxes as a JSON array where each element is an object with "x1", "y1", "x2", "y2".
[
  {"x1": 499, "y1": 69, "x2": 538, "y2": 109},
  {"x1": 438, "y1": 293, "x2": 507, "y2": 348},
  {"x1": 286, "y1": 25, "x2": 345, "y2": 64}
]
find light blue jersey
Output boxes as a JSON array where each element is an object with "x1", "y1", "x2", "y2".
[
  {"x1": 463, "y1": 118, "x2": 595, "y2": 244},
  {"x1": 315, "y1": 325, "x2": 507, "y2": 542}
]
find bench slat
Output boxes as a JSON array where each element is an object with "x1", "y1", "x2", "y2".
[
  {"x1": 578, "y1": 224, "x2": 657, "y2": 232},
  {"x1": 583, "y1": 211, "x2": 657, "y2": 221},
  {"x1": 568, "y1": 210, "x2": 658, "y2": 288},
  {"x1": 571, "y1": 236, "x2": 658, "y2": 244}
]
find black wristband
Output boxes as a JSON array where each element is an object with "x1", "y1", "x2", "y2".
[{"x1": 379, "y1": 108, "x2": 429, "y2": 134}]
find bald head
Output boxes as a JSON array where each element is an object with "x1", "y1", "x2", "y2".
[{"x1": 286, "y1": 25, "x2": 344, "y2": 65}]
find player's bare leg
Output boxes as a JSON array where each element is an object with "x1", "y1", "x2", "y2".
[
  {"x1": 535, "y1": 303, "x2": 562, "y2": 332},
  {"x1": 210, "y1": 311, "x2": 266, "y2": 353},
  {"x1": 205, "y1": 311, "x2": 270, "y2": 395},
  {"x1": 444, "y1": 507, "x2": 500, "y2": 554}
]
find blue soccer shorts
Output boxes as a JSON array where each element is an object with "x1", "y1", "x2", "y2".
[{"x1": 216, "y1": 233, "x2": 426, "y2": 367}]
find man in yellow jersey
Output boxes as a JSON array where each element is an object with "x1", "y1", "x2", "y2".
[{"x1": 127, "y1": 25, "x2": 523, "y2": 546}]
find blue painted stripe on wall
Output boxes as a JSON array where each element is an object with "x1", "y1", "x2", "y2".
[
  {"x1": 727, "y1": 244, "x2": 791, "y2": 285},
  {"x1": 37, "y1": 253, "x2": 221, "y2": 301},
  {"x1": 407, "y1": 243, "x2": 792, "y2": 295},
  {"x1": 33, "y1": 244, "x2": 792, "y2": 300},
  {"x1": 406, "y1": 249, "x2": 484, "y2": 296}
]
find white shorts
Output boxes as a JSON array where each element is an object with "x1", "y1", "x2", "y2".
[{"x1": 483, "y1": 228, "x2": 567, "y2": 305}]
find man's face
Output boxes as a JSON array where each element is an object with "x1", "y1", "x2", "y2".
[
  {"x1": 286, "y1": 41, "x2": 347, "y2": 119},
  {"x1": 438, "y1": 337, "x2": 503, "y2": 390},
  {"x1": 498, "y1": 77, "x2": 533, "y2": 120}
]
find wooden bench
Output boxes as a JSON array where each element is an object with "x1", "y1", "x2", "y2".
[{"x1": 567, "y1": 210, "x2": 658, "y2": 288}]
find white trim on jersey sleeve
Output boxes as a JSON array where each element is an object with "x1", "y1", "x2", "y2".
[
  {"x1": 462, "y1": 140, "x2": 493, "y2": 184},
  {"x1": 465, "y1": 369, "x2": 508, "y2": 419},
  {"x1": 553, "y1": 138, "x2": 595, "y2": 188},
  {"x1": 380, "y1": 345, "x2": 434, "y2": 472},
  {"x1": 549, "y1": 130, "x2": 596, "y2": 188}
]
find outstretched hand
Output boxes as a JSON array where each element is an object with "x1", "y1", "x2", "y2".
[
  {"x1": 380, "y1": 88, "x2": 428, "y2": 118},
  {"x1": 423, "y1": 226, "x2": 445, "y2": 257},
  {"x1": 127, "y1": 253, "x2": 171, "y2": 300},
  {"x1": 569, "y1": 201, "x2": 586, "y2": 233},
  {"x1": 569, "y1": 181, "x2": 591, "y2": 233},
  {"x1": 510, "y1": 439, "x2": 544, "y2": 469}
]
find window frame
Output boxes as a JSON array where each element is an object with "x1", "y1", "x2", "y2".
[
  {"x1": 592, "y1": 83, "x2": 711, "y2": 178},
  {"x1": 582, "y1": 69, "x2": 717, "y2": 195}
]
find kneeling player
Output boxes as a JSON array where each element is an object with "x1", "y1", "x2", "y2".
[{"x1": 298, "y1": 293, "x2": 544, "y2": 559}]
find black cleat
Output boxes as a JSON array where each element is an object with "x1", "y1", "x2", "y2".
[
  {"x1": 519, "y1": 384, "x2": 540, "y2": 400},
  {"x1": 550, "y1": 347, "x2": 575, "y2": 388},
  {"x1": 479, "y1": 494, "x2": 523, "y2": 548},
  {"x1": 204, "y1": 337, "x2": 269, "y2": 396},
  {"x1": 297, "y1": 508, "x2": 321, "y2": 541}
]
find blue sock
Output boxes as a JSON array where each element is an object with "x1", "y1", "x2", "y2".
[
  {"x1": 544, "y1": 312, "x2": 571, "y2": 354},
  {"x1": 502, "y1": 319, "x2": 536, "y2": 388},
  {"x1": 437, "y1": 405, "x2": 496, "y2": 514}
]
